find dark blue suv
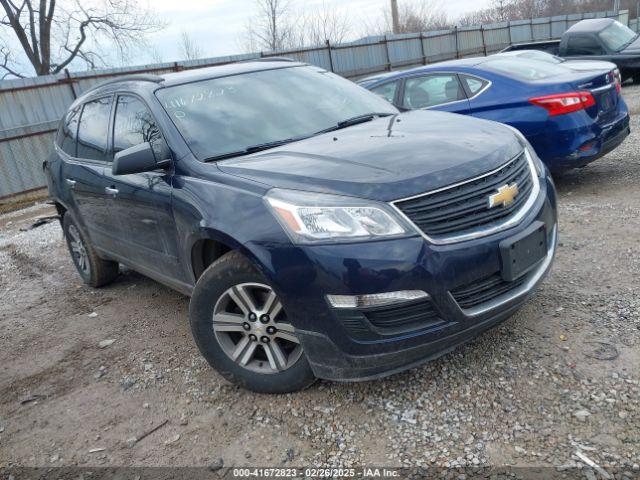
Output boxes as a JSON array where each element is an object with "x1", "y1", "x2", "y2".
[{"x1": 45, "y1": 60, "x2": 558, "y2": 393}]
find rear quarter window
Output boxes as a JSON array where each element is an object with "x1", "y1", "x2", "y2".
[
  {"x1": 370, "y1": 81, "x2": 399, "y2": 103},
  {"x1": 481, "y1": 59, "x2": 568, "y2": 81},
  {"x1": 57, "y1": 107, "x2": 81, "y2": 157}
]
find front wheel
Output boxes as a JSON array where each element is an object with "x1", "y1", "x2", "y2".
[{"x1": 189, "y1": 251, "x2": 316, "y2": 393}]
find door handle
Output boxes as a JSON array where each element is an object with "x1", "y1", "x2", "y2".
[
  {"x1": 105, "y1": 186, "x2": 119, "y2": 196},
  {"x1": 65, "y1": 178, "x2": 76, "y2": 188}
]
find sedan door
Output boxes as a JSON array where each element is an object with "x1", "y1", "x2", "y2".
[
  {"x1": 398, "y1": 73, "x2": 469, "y2": 113},
  {"x1": 101, "y1": 94, "x2": 182, "y2": 281}
]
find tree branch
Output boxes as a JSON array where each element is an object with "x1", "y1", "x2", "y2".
[{"x1": 0, "y1": 45, "x2": 25, "y2": 78}]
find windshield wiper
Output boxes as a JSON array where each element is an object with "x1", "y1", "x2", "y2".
[
  {"x1": 203, "y1": 137, "x2": 302, "y2": 162},
  {"x1": 202, "y1": 113, "x2": 395, "y2": 162},
  {"x1": 314, "y1": 112, "x2": 395, "y2": 135}
]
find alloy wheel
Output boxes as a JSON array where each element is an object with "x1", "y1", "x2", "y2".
[{"x1": 212, "y1": 283, "x2": 302, "y2": 374}]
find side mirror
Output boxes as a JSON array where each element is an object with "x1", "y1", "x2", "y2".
[{"x1": 112, "y1": 142, "x2": 171, "y2": 176}]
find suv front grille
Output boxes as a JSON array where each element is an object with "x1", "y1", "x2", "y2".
[
  {"x1": 394, "y1": 152, "x2": 534, "y2": 239},
  {"x1": 451, "y1": 273, "x2": 527, "y2": 310}
]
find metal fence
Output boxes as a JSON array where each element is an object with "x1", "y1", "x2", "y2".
[{"x1": 0, "y1": 9, "x2": 631, "y2": 200}]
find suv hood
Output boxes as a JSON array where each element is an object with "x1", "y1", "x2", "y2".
[{"x1": 218, "y1": 111, "x2": 522, "y2": 202}]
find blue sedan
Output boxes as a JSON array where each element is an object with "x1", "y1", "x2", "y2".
[{"x1": 360, "y1": 57, "x2": 630, "y2": 170}]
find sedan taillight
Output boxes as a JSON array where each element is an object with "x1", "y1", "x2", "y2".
[
  {"x1": 613, "y1": 69, "x2": 622, "y2": 93},
  {"x1": 529, "y1": 92, "x2": 596, "y2": 116}
]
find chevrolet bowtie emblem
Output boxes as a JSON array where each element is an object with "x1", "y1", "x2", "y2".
[{"x1": 488, "y1": 183, "x2": 519, "y2": 208}]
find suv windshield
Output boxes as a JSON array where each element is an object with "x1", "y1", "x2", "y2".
[
  {"x1": 156, "y1": 66, "x2": 398, "y2": 161},
  {"x1": 598, "y1": 21, "x2": 637, "y2": 51}
]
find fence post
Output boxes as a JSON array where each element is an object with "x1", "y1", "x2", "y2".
[
  {"x1": 383, "y1": 35, "x2": 391, "y2": 71},
  {"x1": 454, "y1": 26, "x2": 459, "y2": 59},
  {"x1": 481, "y1": 25, "x2": 487, "y2": 56},
  {"x1": 419, "y1": 32, "x2": 427, "y2": 64},
  {"x1": 325, "y1": 40, "x2": 334, "y2": 72},
  {"x1": 63, "y1": 69, "x2": 77, "y2": 99},
  {"x1": 507, "y1": 20, "x2": 513, "y2": 48},
  {"x1": 529, "y1": 18, "x2": 534, "y2": 41}
]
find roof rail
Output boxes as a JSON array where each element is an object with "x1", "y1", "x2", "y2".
[{"x1": 94, "y1": 74, "x2": 164, "y2": 89}]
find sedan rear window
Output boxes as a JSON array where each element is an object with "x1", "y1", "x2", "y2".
[
  {"x1": 481, "y1": 59, "x2": 569, "y2": 81},
  {"x1": 156, "y1": 66, "x2": 397, "y2": 161}
]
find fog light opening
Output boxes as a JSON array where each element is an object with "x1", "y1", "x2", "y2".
[{"x1": 327, "y1": 290, "x2": 429, "y2": 308}]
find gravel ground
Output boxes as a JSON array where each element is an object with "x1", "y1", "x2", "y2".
[{"x1": 1, "y1": 86, "x2": 639, "y2": 474}]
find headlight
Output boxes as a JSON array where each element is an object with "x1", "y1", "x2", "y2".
[
  {"x1": 504, "y1": 125, "x2": 545, "y2": 177},
  {"x1": 265, "y1": 188, "x2": 414, "y2": 244}
]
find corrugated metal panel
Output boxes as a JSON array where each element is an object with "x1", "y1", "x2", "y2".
[
  {"x1": 483, "y1": 22, "x2": 511, "y2": 52},
  {"x1": 458, "y1": 26, "x2": 485, "y2": 57},
  {"x1": 532, "y1": 17, "x2": 552, "y2": 40},
  {"x1": 0, "y1": 9, "x2": 626, "y2": 199},
  {"x1": 0, "y1": 131, "x2": 54, "y2": 198},
  {"x1": 510, "y1": 19, "x2": 534, "y2": 44},
  {"x1": 423, "y1": 30, "x2": 457, "y2": 62}
]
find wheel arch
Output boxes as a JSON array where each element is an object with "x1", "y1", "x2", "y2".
[{"x1": 188, "y1": 229, "x2": 273, "y2": 284}]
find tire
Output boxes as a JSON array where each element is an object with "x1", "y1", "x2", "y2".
[
  {"x1": 189, "y1": 250, "x2": 316, "y2": 394},
  {"x1": 62, "y1": 213, "x2": 119, "y2": 288}
]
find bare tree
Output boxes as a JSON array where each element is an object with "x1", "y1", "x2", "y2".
[
  {"x1": 147, "y1": 45, "x2": 164, "y2": 65},
  {"x1": 179, "y1": 31, "x2": 203, "y2": 61},
  {"x1": 0, "y1": 0, "x2": 163, "y2": 78},
  {"x1": 376, "y1": 0, "x2": 450, "y2": 35},
  {"x1": 296, "y1": 1, "x2": 352, "y2": 46},
  {"x1": 244, "y1": 0, "x2": 294, "y2": 51},
  {"x1": 459, "y1": 0, "x2": 638, "y2": 25}
]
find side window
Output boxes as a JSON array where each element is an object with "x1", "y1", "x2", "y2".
[
  {"x1": 58, "y1": 107, "x2": 80, "y2": 156},
  {"x1": 370, "y1": 81, "x2": 399, "y2": 104},
  {"x1": 113, "y1": 95, "x2": 165, "y2": 157},
  {"x1": 402, "y1": 74, "x2": 465, "y2": 109},
  {"x1": 565, "y1": 36, "x2": 603, "y2": 55},
  {"x1": 461, "y1": 75, "x2": 489, "y2": 97},
  {"x1": 77, "y1": 97, "x2": 113, "y2": 161}
]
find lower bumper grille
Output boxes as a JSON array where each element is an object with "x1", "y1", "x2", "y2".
[
  {"x1": 451, "y1": 273, "x2": 527, "y2": 310},
  {"x1": 334, "y1": 298, "x2": 444, "y2": 339}
]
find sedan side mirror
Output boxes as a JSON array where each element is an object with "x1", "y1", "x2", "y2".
[{"x1": 112, "y1": 142, "x2": 171, "y2": 176}]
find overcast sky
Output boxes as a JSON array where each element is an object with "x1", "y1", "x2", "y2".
[{"x1": 143, "y1": 0, "x2": 492, "y2": 64}]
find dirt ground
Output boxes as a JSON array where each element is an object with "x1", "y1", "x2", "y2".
[{"x1": 0, "y1": 86, "x2": 639, "y2": 474}]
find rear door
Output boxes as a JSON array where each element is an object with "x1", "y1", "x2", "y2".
[
  {"x1": 60, "y1": 96, "x2": 119, "y2": 252},
  {"x1": 398, "y1": 73, "x2": 469, "y2": 113},
  {"x1": 101, "y1": 94, "x2": 181, "y2": 279}
]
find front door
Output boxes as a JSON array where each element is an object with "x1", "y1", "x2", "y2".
[{"x1": 102, "y1": 94, "x2": 181, "y2": 280}]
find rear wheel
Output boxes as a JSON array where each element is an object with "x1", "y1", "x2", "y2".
[
  {"x1": 189, "y1": 251, "x2": 315, "y2": 393},
  {"x1": 62, "y1": 213, "x2": 119, "y2": 287}
]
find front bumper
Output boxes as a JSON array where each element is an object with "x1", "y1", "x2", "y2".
[{"x1": 246, "y1": 176, "x2": 558, "y2": 381}]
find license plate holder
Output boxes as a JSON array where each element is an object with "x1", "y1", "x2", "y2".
[{"x1": 500, "y1": 221, "x2": 547, "y2": 282}]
